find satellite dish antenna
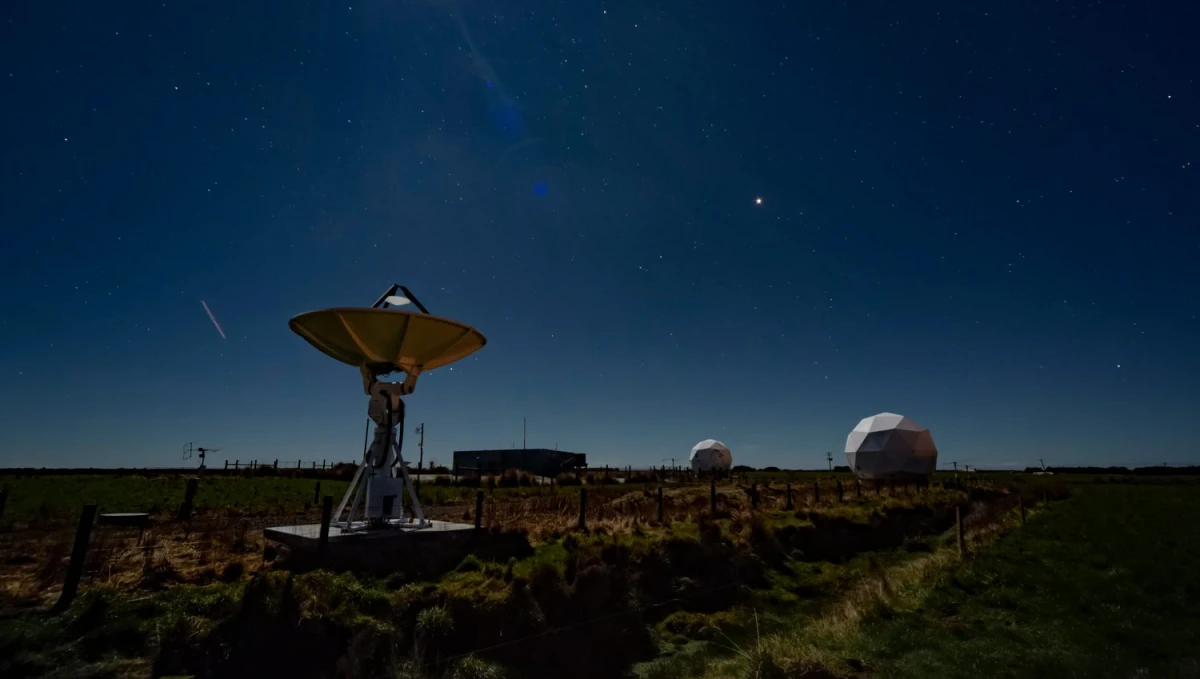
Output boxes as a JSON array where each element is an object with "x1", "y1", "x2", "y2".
[{"x1": 289, "y1": 283, "x2": 487, "y2": 533}]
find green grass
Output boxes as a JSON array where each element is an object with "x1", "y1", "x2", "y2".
[
  {"x1": 743, "y1": 484, "x2": 1200, "y2": 678},
  {"x1": 0, "y1": 475, "x2": 351, "y2": 520},
  {"x1": 0, "y1": 581, "x2": 245, "y2": 679},
  {"x1": 0, "y1": 473, "x2": 708, "y2": 522}
]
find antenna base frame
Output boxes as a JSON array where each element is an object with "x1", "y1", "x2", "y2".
[{"x1": 331, "y1": 381, "x2": 428, "y2": 533}]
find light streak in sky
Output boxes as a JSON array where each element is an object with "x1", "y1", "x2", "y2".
[{"x1": 200, "y1": 300, "x2": 226, "y2": 339}]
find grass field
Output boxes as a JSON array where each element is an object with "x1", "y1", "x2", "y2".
[
  {"x1": 841, "y1": 483, "x2": 1200, "y2": 678},
  {"x1": 0, "y1": 475, "x2": 351, "y2": 522},
  {"x1": 4, "y1": 472, "x2": 1194, "y2": 678},
  {"x1": 686, "y1": 482, "x2": 1200, "y2": 678},
  {"x1": 0, "y1": 470, "x2": 989, "y2": 523}
]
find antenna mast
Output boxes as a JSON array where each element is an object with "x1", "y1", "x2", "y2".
[{"x1": 183, "y1": 442, "x2": 217, "y2": 470}]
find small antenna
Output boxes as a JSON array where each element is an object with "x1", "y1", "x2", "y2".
[
  {"x1": 184, "y1": 442, "x2": 217, "y2": 469},
  {"x1": 197, "y1": 446, "x2": 219, "y2": 469}
]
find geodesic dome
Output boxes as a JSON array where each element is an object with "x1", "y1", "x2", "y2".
[
  {"x1": 845, "y1": 413, "x2": 937, "y2": 480},
  {"x1": 690, "y1": 439, "x2": 732, "y2": 472}
]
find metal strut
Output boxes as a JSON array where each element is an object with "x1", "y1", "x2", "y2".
[{"x1": 331, "y1": 374, "x2": 428, "y2": 533}]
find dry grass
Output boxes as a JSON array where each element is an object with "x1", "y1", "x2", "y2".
[
  {"x1": 0, "y1": 515, "x2": 281, "y2": 611},
  {"x1": 423, "y1": 480, "x2": 976, "y2": 544},
  {"x1": 0, "y1": 476, "x2": 991, "y2": 612}
]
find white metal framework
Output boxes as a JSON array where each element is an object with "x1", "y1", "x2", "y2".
[{"x1": 333, "y1": 371, "x2": 428, "y2": 532}]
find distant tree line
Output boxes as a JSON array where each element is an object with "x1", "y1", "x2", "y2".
[
  {"x1": 730, "y1": 465, "x2": 851, "y2": 473},
  {"x1": 1028, "y1": 465, "x2": 1200, "y2": 476}
]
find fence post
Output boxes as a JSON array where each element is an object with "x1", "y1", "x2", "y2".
[
  {"x1": 856, "y1": 479, "x2": 862, "y2": 498},
  {"x1": 750, "y1": 483, "x2": 758, "y2": 510},
  {"x1": 956, "y1": 506, "x2": 966, "y2": 558},
  {"x1": 297, "y1": 460, "x2": 301, "y2": 469},
  {"x1": 837, "y1": 480, "x2": 844, "y2": 503},
  {"x1": 785, "y1": 483, "x2": 793, "y2": 510},
  {"x1": 710, "y1": 477, "x2": 717, "y2": 514},
  {"x1": 224, "y1": 460, "x2": 229, "y2": 470},
  {"x1": 474, "y1": 491, "x2": 484, "y2": 530},
  {"x1": 319, "y1": 496, "x2": 333, "y2": 556},
  {"x1": 1019, "y1": 494, "x2": 1026, "y2": 525},
  {"x1": 657, "y1": 486, "x2": 664, "y2": 523},
  {"x1": 0, "y1": 487, "x2": 7, "y2": 520},
  {"x1": 578, "y1": 488, "x2": 588, "y2": 531},
  {"x1": 178, "y1": 477, "x2": 199, "y2": 521},
  {"x1": 314, "y1": 481, "x2": 321, "y2": 505},
  {"x1": 813, "y1": 480, "x2": 820, "y2": 504},
  {"x1": 53, "y1": 504, "x2": 97, "y2": 612},
  {"x1": 274, "y1": 459, "x2": 279, "y2": 470}
]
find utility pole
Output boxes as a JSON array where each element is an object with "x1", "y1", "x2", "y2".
[{"x1": 415, "y1": 423, "x2": 425, "y2": 488}]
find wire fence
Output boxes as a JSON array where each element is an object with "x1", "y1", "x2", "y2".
[
  {"x1": 4, "y1": 473, "x2": 1000, "y2": 613},
  {"x1": 222, "y1": 459, "x2": 338, "y2": 471}
]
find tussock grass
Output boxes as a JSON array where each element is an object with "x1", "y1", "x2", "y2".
[{"x1": 0, "y1": 471, "x2": 1070, "y2": 679}]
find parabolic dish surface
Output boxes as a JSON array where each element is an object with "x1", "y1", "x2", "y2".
[{"x1": 289, "y1": 308, "x2": 486, "y2": 374}]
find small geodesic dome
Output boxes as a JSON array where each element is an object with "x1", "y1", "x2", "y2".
[
  {"x1": 845, "y1": 413, "x2": 937, "y2": 480},
  {"x1": 690, "y1": 439, "x2": 732, "y2": 472}
]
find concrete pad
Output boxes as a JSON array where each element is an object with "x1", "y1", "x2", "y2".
[{"x1": 264, "y1": 519, "x2": 475, "y2": 553}]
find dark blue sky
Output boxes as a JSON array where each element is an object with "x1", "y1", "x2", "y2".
[{"x1": 2, "y1": 1, "x2": 1197, "y2": 469}]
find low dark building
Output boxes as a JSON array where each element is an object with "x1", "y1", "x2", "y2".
[{"x1": 452, "y1": 449, "x2": 587, "y2": 478}]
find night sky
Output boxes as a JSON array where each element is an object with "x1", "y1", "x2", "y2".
[{"x1": 2, "y1": 1, "x2": 1198, "y2": 470}]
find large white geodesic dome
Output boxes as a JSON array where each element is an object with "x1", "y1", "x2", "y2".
[
  {"x1": 845, "y1": 413, "x2": 937, "y2": 480},
  {"x1": 690, "y1": 439, "x2": 732, "y2": 472}
]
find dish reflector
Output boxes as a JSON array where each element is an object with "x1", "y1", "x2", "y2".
[{"x1": 289, "y1": 308, "x2": 486, "y2": 374}]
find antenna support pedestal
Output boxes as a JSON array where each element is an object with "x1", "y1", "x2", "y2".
[{"x1": 332, "y1": 376, "x2": 429, "y2": 533}]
